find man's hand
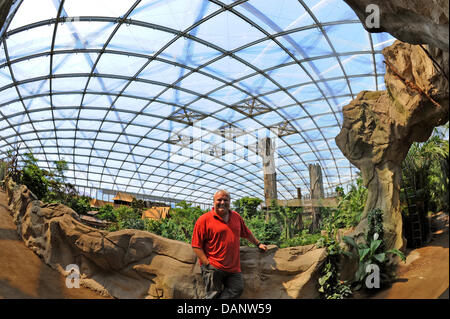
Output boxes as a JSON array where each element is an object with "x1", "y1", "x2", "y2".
[{"x1": 257, "y1": 243, "x2": 268, "y2": 252}]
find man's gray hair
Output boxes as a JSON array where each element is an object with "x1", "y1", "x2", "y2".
[{"x1": 213, "y1": 189, "x2": 230, "y2": 199}]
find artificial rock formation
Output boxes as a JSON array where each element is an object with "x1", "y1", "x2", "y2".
[
  {"x1": 0, "y1": 0, "x2": 13, "y2": 33},
  {"x1": 5, "y1": 179, "x2": 327, "y2": 299},
  {"x1": 343, "y1": 0, "x2": 449, "y2": 51},
  {"x1": 336, "y1": 40, "x2": 449, "y2": 251}
]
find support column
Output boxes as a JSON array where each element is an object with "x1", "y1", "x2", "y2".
[
  {"x1": 297, "y1": 187, "x2": 302, "y2": 200},
  {"x1": 309, "y1": 163, "x2": 324, "y2": 233},
  {"x1": 296, "y1": 187, "x2": 304, "y2": 231},
  {"x1": 259, "y1": 137, "x2": 277, "y2": 209}
]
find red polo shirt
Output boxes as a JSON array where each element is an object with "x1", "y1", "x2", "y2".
[{"x1": 191, "y1": 208, "x2": 252, "y2": 273}]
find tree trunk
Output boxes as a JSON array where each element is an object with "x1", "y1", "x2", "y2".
[{"x1": 309, "y1": 164, "x2": 324, "y2": 233}]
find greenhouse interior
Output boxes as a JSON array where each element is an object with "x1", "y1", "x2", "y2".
[{"x1": 0, "y1": 0, "x2": 448, "y2": 301}]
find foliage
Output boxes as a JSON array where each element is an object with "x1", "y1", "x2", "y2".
[
  {"x1": 279, "y1": 230, "x2": 322, "y2": 248},
  {"x1": 1, "y1": 145, "x2": 21, "y2": 185},
  {"x1": 114, "y1": 205, "x2": 145, "y2": 230},
  {"x1": 269, "y1": 200, "x2": 303, "y2": 240},
  {"x1": 333, "y1": 174, "x2": 368, "y2": 228},
  {"x1": 65, "y1": 195, "x2": 92, "y2": 215},
  {"x1": 144, "y1": 201, "x2": 204, "y2": 243},
  {"x1": 401, "y1": 126, "x2": 449, "y2": 214},
  {"x1": 318, "y1": 260, "x2": 353, "y2": 299},
  {"x1": 96, "y1": 204, "x2": 116, "y2": 222},
  {"x1": 20, "y1": 152, "x2": 49, "y2": 199},
  {"x1": 242, "y1": 214, "x2": 282, "y2": 247},
  {"x1": 342, "y1": 209, "x2": 406, "y2": 291},
  {"x1": 2, "y1": 147, "x2": 94, "y2": 216},
  {"x1": 0, "y1": 160, "x2": 7, "y2": 188},
  {"x1": 317, "y1": 211, "x2": 352, "y2": 299},
  {"x1": 233, "y1": 196, "x2": 263, "y2": 218}
]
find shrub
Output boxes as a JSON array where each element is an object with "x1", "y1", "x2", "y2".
[
  {"x1": 333, "y1": 175, "x2": 368, "y2": 228},
  {"x1": 279, "y1": 230, "x2": 323, "y2": 248},
  {"x1": 96, "y1": 204, "x2": 116, "y2": 222},
  {"x1": 342, "y1": 209, "x2": 406, "y2": 291},
  {"x1": 66, "y1": 195, "x2": 91, "y2": 215},
  {"x1": 20, "y1": 153, "x2": 49, "y2": 199},
  {"x1": 144, "y1": 201, "x2": 205, "y2": 243},
  {"x1": 233, "y1": 197, "x2": 263, "y2": 218},
  {"x1": 242, "y1": 214, "x2": 282, "y2": 247}
]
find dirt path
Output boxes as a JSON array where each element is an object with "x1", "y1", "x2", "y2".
[
  {"x1": 370, "y1": 211, "x2": 449, "y2": 299},
  {"x1": 0, "y1": 190, "x2": 110, "y2": 299}
]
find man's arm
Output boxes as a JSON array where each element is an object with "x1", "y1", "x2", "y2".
[{"x1": 192, "y1": 247, "x2": 210, "y2": 265}]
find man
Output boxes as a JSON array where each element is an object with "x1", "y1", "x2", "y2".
[{"x1": 191, "y1": 190, "x2": 267, "y2": 299}]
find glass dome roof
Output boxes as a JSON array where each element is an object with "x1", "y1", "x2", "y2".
[{"x1": 0, "y1": 0, "x2": 395, "y2": 206}]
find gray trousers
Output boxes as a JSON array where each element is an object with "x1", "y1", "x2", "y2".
[{"x1": 201, "y1": 264, "x2": 244, "y2": 299}]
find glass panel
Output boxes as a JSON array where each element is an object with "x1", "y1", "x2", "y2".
[
  {"x1": 237, "y1": 74, "x2": 279, "y2": 95},
  {"x1": 62, "y1": 0, "x2": 135, "y2": 17},
  {"x1": 162, "y1": 37, "x2": 222, "y2": 68},
  {"x1": 235, "y1": 40, "x2": 294, "y2": 70},
  {"x1": 204, "y1": 56, "x2": 254, "y2": 81},
  {"x1": 107, "y1": 24, "x2": 174, "y2": 56},
  {"x1": 325, "y1": 23, "x2": 371, "y2": 53},
  {"x1": 130, "y1": 0, "x2": 219, "y2": 31},
  {"x1": 277, "y1": 27, "x2": 332, "y2": 60},
  {"x1": 7, "y1": 26, "x2": 53, "y2": 59},
  {"x1": 9, "y1": 0, "x2": 58, "y2": 30},
  {"x1": 269, "y1": 63, "x2": 311, "y2": 87},
  {"x1": 234, "y1": 0, "x2": 315, "y2": 34},
  {"x1": 96, "y1": 53, "x2": 148, "y2": 77},
  {"x1": 11, "y1": 56, "x2": 49, "y2": 82},
  {"x1": 0, "y1": 65, "x2": 12, "y2": 88},
  {"x1": 55, "y1": 21, "x2": 115, "y2": 50},
  {"x1": 178, "y1": 71, "x2": 223, "y2": 95},
  {"x1": 53, "y1": 53, "x2": 97, "y2": 75},
  {"x1": 192, "y1": 11, "x2": 265, "y2": 51},
  {"x1": 303, "y1": 0, "x2": 357, "y2": 22}
]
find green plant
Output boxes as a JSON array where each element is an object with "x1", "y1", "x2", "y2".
[
  {"x1": 318, "y1": 260, "x2": 353, "y2": 299},
  {"x1": 242, "y1": 214, "x2": 282, "y2": 247},
  {"x1": 334, "y1": 174, "x2": 368, "y2": 228},
  {"x1": 20, "y1": 152, "x2": 49, "y2": 199},
  {"x1": 66, "y1": 195, "x2": 91, "y2": 215},
  {"x1": 96, "y1": 204, "x2": 116, "y2": 222},
  {"x1": 402, "y1": 126, "x2": 449, "y2": 214},
  {"x1": 114, "y1": 205, "x2": 144, "y2": 230},
  {"x1": 233, "y1": 197, "x2": 263, "y2": 218},
  {"x1": 2, "y1": 145, "x2": 21, "y2": 185},
  {"x1": 144, "y1": 201, "x2": 205, "y2": 243},
  {"x1": 279, "y1": 229, "x2": 322, "y2": 248},
  {"x1": 317, "y1": 213, "x2": 352, "y2": 299},
  {"x1": 342, "y1": 209, "x2": 406, "y2": 290}
]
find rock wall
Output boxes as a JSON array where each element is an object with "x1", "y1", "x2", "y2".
[
  {"x1": 343, "y1": 0, "x2": 449, "y2": 51},
  {"x1": 335, "y1": 40, "x2": 449, "y2": 251},
  {"x1": 5, "y1": 179, "x2": 327, "y2": 299},
  {"x1": 0, "y1": 0, "x2": 14, "y2": 32}
]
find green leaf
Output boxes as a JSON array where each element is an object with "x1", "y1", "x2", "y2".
[
  {"x1": 343, "y1": 235, "x2": 357, "y2": 248},
  {"x1": 359, "y1": 248, "x2": 370, "y2": 261},
  {"x1": 319, "y1": 272, "x2": 331, "y2": 286},
  {"x1": 370, "y1": 239, "x2": 382, "y2": 253},
  {"x1": 374, "y1": 252, "x2": 386, "y2": 263},
  {"x1": 387, "y1": 249, "x2": 406, "y2": 262}
]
